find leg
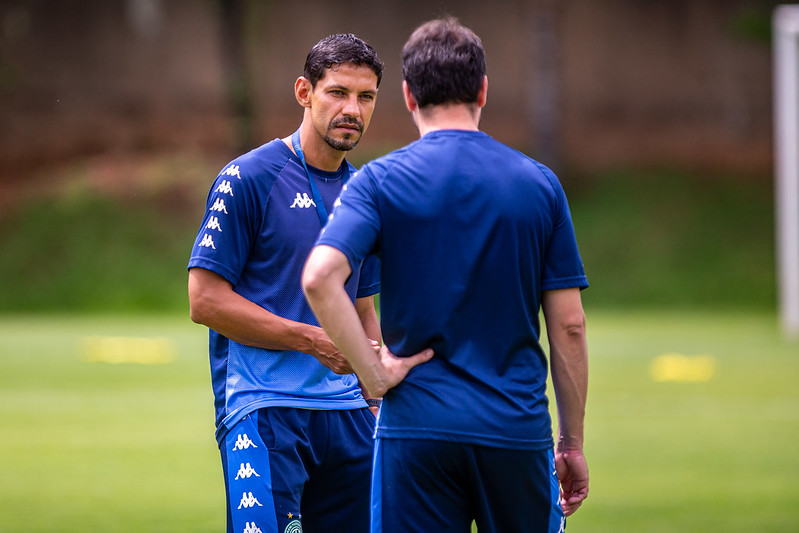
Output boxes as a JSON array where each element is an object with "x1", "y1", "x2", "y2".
[
  {"x1": 221, "y1": 413, "x2": 281, "y2": 533},
  {"x1": 471, "y1": 447, "x2": 565, "y2": 533},
  {"x1": 302, "y1": 408, "x2": 376, "y2": 533},
  {"x1": 372, "y1": 438, "x2": 473, "y2": 533}
]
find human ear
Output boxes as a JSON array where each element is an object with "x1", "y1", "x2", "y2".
[
  {"x1": 295, "y1": 76, "x2": 313, "y2": 108},
  {"x1": 402, "y1": 81, "x2": 417, "y2": 112}
]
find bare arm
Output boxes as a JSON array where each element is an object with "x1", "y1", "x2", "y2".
[
  {"x1": 355, "y1": 294, "x2": 382, "y2": 412},
  {"x1": 188, "y1": 266, "x2": 354, "y2": 374},
  {"x1": 542, "y1": 287, "x2": 589, "y2": 516},
  {"x1": 302, "y1": 245, "x2": 433, "y2": 397},
  {"x1": 355, "y1": 295, "x2": 382, "y2": 349}
]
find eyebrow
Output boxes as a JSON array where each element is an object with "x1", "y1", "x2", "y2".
[{"x1": 327, "y1": 84, "x2": 378, "y2": 96}]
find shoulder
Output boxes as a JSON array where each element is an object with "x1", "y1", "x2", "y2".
[
  {"x1": 486, "y1": 138, "x2": 565, "y2": 196},
  {"x1": 356, "y1": 140, "x2": 421, "y2": 180},
  {"x1": 214, "y1": 139, "x2": 296, "y2": 192}
]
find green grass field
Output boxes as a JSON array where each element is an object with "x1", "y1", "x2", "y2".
[{"x1": 1, "y1": 311, "x2": 797, "y2": 532}]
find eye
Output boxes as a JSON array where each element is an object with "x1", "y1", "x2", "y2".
[{"x1": 359, "y1": 94, "x2": 375, "y2": 102}]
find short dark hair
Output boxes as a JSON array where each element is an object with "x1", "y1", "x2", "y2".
[
  {"x1": 304, "y1": 33, "x2": 384, "y2": 88},
  {"x1": 401, "y1": 18, "x2": 486, "y2": 108}
]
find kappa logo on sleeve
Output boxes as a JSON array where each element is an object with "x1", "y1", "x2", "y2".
[
  {"x1": 215, "y1": 180, "x2": 235, "y2": 196},
  {"x1": 206, "y1": 216, "x2": 223, "y2": 232},
  {"x1": 198, "y1": 234, "x2": 216, "y2": 250},
  {"x1": 222, "y1": 164, "x2": 242, "y2": 179},
  {"x1": 210, "y1": 198, "x2": 229, "y2": 214}
]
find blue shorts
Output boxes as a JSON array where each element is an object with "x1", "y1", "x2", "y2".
[
  {"x1": 372, "y1": 438, "x2": 565, "y2": 533},
  {"x1": 220, "y1": 407, "x2": 376, "y2": 533}
]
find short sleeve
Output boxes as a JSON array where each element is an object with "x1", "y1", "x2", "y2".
[
  {"x1": 188, "y1": 162, "x2": 262, "y2": 285},
  {"x1": 317, "y1": 167, "x2": 382, "y2": 275},
  {"x1": 539, "y1": 167, "x2": 589, "y2": 291}
]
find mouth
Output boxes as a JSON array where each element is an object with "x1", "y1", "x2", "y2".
[{"x1": 331, "y1": 120, "x2": 363, "y2": 134}]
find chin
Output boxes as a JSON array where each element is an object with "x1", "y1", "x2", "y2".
[{"x1": 326, "y1": 135, "x2": 360, "y2": 152}]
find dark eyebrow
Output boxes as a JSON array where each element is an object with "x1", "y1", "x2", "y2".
[{"x1": 328, "y1": 84, "x2": 377, "y2": 96}]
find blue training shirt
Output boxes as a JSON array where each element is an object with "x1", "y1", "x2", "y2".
[
  {"x1": 188, "y1": 139, "x2": 380, "y2": 444},
  {"x1": 317, "y1": 130, "x2": 588, "y2": 450}
]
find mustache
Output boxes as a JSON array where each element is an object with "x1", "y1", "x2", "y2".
[{"x1": 330, "y1": 118, "x2": 363, "y2": 132}]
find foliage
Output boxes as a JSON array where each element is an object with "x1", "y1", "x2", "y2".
[
  {"x1": 0, "y1": 191, "x2": 198, "y2": 312},
  {"x1": 0, "y1": 166, "x2": 777, "y2": 313},
  {"x1": 565, "y1": 169, "x2": 775, "y2": 311}
]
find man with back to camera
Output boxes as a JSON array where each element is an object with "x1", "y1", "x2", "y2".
[
  {"x1": 187, "y1": 33, "x2": 386, "y2": 533},
  {"x1": 303, "y1": 18, "x2": 590, "y2": 533}
]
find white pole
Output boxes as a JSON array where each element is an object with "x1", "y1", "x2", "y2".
[{"x1": 773, "y1": 5, "x2": 799, "y2": 338}]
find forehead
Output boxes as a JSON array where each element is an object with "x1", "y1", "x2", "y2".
[{"x1": 316, "y1": 63, "x2": 378, "y2": 91}]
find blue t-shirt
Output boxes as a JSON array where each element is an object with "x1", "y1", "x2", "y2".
[
  {"x1": 317, "y1": 130, "x2": 588, "y2": 450},
  {"x1": 188, "y1": 139, "x2": 380, "y2": 444}
]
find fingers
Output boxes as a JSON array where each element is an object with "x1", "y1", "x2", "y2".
[
  {"x1": 328, "y1": 359, "x2": 355, "y2": 374},
  {"x1": 560, "y1": 488, "x2": 588, "y2": 516},
  {"x1": 555, "y1": 450, "x2": 589, "y2": 516},
  {"x1": 404, "y1": 348, "x2": 434, "y2": 369},
  {"x1": 370, "y1": 346, "x2": 434, "y2": 396},
  {"x1": 320, "y1": 349, "x2": 354, "y2": 374}
]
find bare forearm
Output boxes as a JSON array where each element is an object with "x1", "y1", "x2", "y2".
[
  {"x1": 355, "y1": 295, "x2": 383, "y2": 400},
  {"x1": 306, "y1": 276, "x2": 385, "y2": 392},
  {"x1": 303, "y1": 246, "x2": 434, "y2": 396},
  {"x1": 550, "y1": 328, "x2": 588, "y2": 449},
  {"x1": 356, "y1": 296, "x2": 382, "y2": 347},
  {"x1": 188, "y1": 268, "x2": 325, "y2": 354},
  {"x1": 543, "y1": 289, "x2": 588, "y2": 450}
]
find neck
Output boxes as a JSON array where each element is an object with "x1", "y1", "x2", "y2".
[
  {"x1": 284, "y1": 120, "x2": 346, "y2": 172},
  {"x1": 413, "y1": 103, "x2": 482, "y2": 137}
]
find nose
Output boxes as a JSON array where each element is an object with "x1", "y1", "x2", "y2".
[{"x1": 342, "y1": 94, "x2": 360, "y2": 118}]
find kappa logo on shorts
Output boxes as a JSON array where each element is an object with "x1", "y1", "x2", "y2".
[
  {"x1": 283, "y1": 519, "x2": 302, "y2": 533},
  {"x1": 232, "y1": 433, "x2": 258, "y2": 451},
  {"x1": 235, "y1": 462, "x2": 261, "y2": 480},
  {"x1": 290, "y1": 192, "x2": 316, "y2": 209},
  {"x1": 242, "y1": 522, "x2": 263, "y2": 533},
  {"x1": 238, "y1": 491, "x2": 263, "y2": 509}
]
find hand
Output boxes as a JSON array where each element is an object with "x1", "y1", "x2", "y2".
[
  {"x1": 367, "y1": 345, "x2": 434, "y2": 397},
  {"x1": 309, "y1": 328, "x2": 354, "y2": 374},
  {"x1": 555, "y1": 448, "x2": 589, "y2": 516}
]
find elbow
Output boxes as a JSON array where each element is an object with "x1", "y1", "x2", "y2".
[
  {"x1": 187, "y1": 273, "x2": 215, "y2": 326},
  {"x1": 301, "y1": 250, "x2": 335, "y2": 304},
  {"x1": 188, "y1": 292, "x2": 212, "y2": 326},
  {"x1": 301, "y1": 265, "x2": 326, "y2": 305},
  {"x1": 302, "y1": 246, "x2": 350, "y2": 306},
  {"x1": 560, "y1": 310, "x2": 586, "y2": 339},
  {"x1": 188, "y1": 303, "x2": 204, "y2": 326}
]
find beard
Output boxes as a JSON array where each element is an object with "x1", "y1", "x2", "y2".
[{"x1": 324, "y1": 118, "x2": 364, "y2": 151}]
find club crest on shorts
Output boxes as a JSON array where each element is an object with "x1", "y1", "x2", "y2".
[{"x1": 283, "y1": 519, "x2": 302, "y2": 533}]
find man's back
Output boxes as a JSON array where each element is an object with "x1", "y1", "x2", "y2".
[
  {"x1": 303, "y1": 19, "x2": 590, "y2": 527},
  {"x1": 323, "y1": 129, "x2": 588, "y2": 448}
]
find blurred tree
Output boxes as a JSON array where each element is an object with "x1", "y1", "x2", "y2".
[
  {"x1": 526, "y1": 0, "x2": 561, "y2": 172},
  {"x1": 219, "y1": 0, "x2": 255, "y2": 152}
]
